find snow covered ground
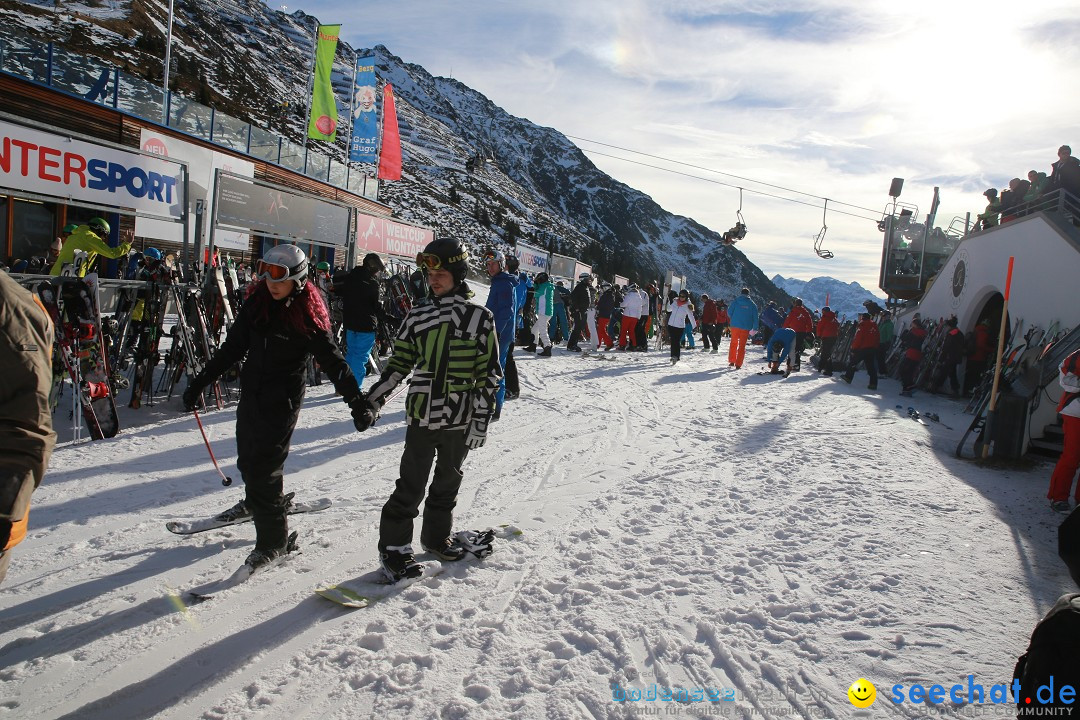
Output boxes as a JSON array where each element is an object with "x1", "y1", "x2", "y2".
[{"x1": 1, "y1": 327, "x2": 1073, "y2": 719}]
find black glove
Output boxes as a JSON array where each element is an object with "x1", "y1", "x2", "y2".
[
  {"x1": 350, "y1": 394, "x2": 378, "y2": 432},
  {"x1": 182, "y1": 385, "x2": 201, "y2": 411}
]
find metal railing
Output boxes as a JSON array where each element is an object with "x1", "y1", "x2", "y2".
[{"x1": 0, "y1": 27, "x2": 377, "y2": 200}]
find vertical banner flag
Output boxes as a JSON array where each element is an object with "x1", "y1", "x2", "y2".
[
  {"x1": 307, "y1": 24, "x2": 341, "y2": 142},
  {"x1": 349, "y1": 55, "x2": 378, "y2": 163},
  {"x1": 377, "y1": 84, "x2": 402, "y2": 181}
]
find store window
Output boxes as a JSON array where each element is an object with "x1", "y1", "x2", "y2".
[{"x1": 11, "y1": 198, "x2": 56, "y2": 263}]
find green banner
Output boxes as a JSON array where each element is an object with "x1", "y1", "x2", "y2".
[{"x1": 307, "y1": 24, "x2": 341, "y2": 142}]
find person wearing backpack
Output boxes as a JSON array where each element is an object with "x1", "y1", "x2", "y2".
[{"x1": 1047, "y1": 349, "x2": 1080, "y2": 513}]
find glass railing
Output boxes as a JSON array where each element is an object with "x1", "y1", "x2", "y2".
[{"x1": 0, "y1": 26, "x2": 370, "y2": 195}]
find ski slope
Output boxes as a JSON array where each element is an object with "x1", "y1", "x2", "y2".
[{"x1": 0, "y1": 336, "x2": 1072, "y2": 719}]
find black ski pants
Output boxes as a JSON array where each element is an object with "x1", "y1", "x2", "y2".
[
  {"x1": 667, "y1": 326, "x2": 684, "y2": 360},
  {"x1": 818, "y1": 337, "x2": 836, "y2": 374},
  {"x1": 899, "y1": 356, "x2": 920, "y2": 391},
  {"x1": 504, "y1": 344, "x2": 519, "y2": 395},
  {"x1": 635, "y1": 316, "x2": 649, "y2": 350},
  {"x1": 236, "y1": 395, "x2": 300, "y2": 552},
  {"x1": 380, "y1": 423, "x2": 470, "y2": 551},
  {"x1": 567, "y1": 309, "x2": 588, "y2": 349},
  {"x1": 845, "y1": 349, "x2": 878, "y2": 384}
]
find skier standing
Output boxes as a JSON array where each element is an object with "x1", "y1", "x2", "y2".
[
  {"x1": 333, "y1": 252, "x2": 388, "y2": 389},
  {"x1": 781, "y1": 298, "x2": 814, "y2": 370},
  {"x1": 815, "y1": 306, "x2": 839, "y2": 376},
  {"x1": 351, "y1": 238, "x2": 501, "y2": 581},
  {"x1": 182, "y1": 245, "x2": 364, "y2": 570},
  {"x1": 842, "y1": 312, "x2": 881, "y2": 390},
  {"x1": 483, "y1": 250, "x2": 517, "y2": 420},
  {"x1": 526, "y1": 272, "x2": 554, "y2": 356},
  {"x1": 666, "y1": 289, "x2": 696, "y2": 364},
  {"x1": 727, "y1": 288, "x2": 759, "y2": 370},
  {"x1": 898, "y1": 317, "x2": 927, "y2": 397}
]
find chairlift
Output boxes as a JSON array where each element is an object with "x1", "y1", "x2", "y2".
[
  {"x1": 721, "y1": 188, "x2": 748, "y2": 245},
  {"x1": 814, "y1": 199, "x2": 834, "y2": 259}
]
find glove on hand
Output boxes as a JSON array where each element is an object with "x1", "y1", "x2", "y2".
[
  {"x1": 350, "y1": 394, "x2": 378, "y2": 432},
  {"x1": 465, "y1": 415, "x2": 489, "y2": 450},
  {"x1": 182, "y1": 385, "x2": 201, "y2": 412}
]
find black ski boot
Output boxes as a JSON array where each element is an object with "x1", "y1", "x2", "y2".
[
  {"x1": 522, "y1": 343, "x2": 537, "y2": 353},
  {"x1": 538, "y1": 346, "x2": 552, "y2": 357},
  {"x1": 245, "y1": 531, "x2": 299, "y2": 571},
  {"x1": 380, "y1": 544, "x2": 424, "y2": 582}
]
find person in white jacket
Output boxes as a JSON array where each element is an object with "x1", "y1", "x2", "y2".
[
  {"x1": 666, "y1": 290, "x2": 697, "y2": 364},
  {"x1": 1048, "y1": 349, "x2": 1080, "y2": 512},
  {"x1": 618, "y1": 283, "x2": 644, "y2": 350}
]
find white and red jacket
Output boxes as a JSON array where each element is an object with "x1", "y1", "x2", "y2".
[
  {"x1": 1058, "y1": 350, "x2": 1080, "y2": 419},
  {"x1": 666, "y1": 299, "x2": 697, "y2": 330}
]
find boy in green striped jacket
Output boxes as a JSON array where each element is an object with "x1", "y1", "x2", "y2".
[{"x1": 352, "y1": 238, "x2": 502, "y2": 582}]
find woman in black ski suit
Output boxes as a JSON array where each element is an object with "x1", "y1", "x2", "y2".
[{"x1": 183, "y1": 244, "x2": 366, "y2": 568}]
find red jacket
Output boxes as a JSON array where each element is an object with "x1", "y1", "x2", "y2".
[
  {"x1": 815, "y1": 310, "x2": 839, "y2": 339},
  {"x1": 716, "y1": 306, "x2": 730, "y2": 324},
  {"x1": 783, "y1": 305, "x2": 814, "y2": 333},
  {"x1": 969, "y1": 323, "x2": 992, "y2": 361},
  {"x1": 902, "y1": 324, "x2": 927, "y2": 361},
  {"x1": 851, "y1": 318, "x2": 881, "y2": 350},
  {"x1": 701, "y1": 299, "x2": 718, "y2": 324}
]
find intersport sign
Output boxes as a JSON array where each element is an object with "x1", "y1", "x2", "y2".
[{"x1": 0, "y1": 119, "x2": 185, "y2": 219}]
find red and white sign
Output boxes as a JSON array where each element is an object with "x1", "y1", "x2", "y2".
[
  {"x1": 355, "y1": 212, "x2": 434, "y2": 259},
  {"x1": 0, "y1": 119, "x2": 185, "y2": 219}
]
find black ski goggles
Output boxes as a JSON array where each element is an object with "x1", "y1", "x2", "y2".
[
  {"x1": 255, "y1": 259, "x2": 292, "y2": 282},
  {"x1": 417, "y1": 250, "x2": 467, "y2": 271}
]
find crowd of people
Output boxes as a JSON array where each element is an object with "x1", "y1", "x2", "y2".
[{"x1": 976, "y1": 144, "x2": 1080, "y2": 230}]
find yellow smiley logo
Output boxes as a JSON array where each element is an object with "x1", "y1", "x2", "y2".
[{"x1": 848, "y1": 678, "x2": 876, "y2": 708}]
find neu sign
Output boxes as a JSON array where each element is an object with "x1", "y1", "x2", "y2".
[{"x1": 0, "y1": 119, "x2": 185, "y2": 220}]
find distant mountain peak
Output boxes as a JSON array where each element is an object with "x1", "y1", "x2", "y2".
[{"x1": 771, "y1": 274, "x2": 885, "y2": 319}]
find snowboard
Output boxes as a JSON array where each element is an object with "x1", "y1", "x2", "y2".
[{"x1": 166, "y1": 492, "x2": 332, "y2": 535}]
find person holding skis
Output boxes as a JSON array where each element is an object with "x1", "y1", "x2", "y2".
[
  {"x1": 1048, "y1": 349, "x2": 1080, "y2": 512},
  {"x1": 350, "y1": 238, "x2": 501, "y2": 581},
  {"x1": 842, "y1": 312, "x2": 881, "y2": 390},
  {"x1": 49, "y1": 218, "x2": 131, "y2": 277},
  {"x1": 181, "y1": 244, "x2": 365, "y2": 571},
  {"x1": 930, "y1": 316, "x2": 964, "y2": 396},
  {"x1": 727, "y1": 288, "x2": 759, "y2": 370}
]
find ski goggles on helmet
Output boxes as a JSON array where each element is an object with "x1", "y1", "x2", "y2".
[
  {"x1": 255, "y1": 259, "x2": 292, "y2": 282},
  {"x1": 483, "y1": 250, "x2": 505, "y2": 264},
  {"x1": 416, "y1": 250, "x2": 467, "y2": 271}
]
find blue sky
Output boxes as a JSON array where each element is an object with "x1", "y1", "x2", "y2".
[{"x1": 293, "y1": 0, "x2": 1080, "y2": 289}]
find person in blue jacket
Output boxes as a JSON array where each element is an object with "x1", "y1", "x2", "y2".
[
  {"x1": 765, "y1": 327, "x2": 797, "y2": 375},
  {"x1": 760, "y1": 301, "x2": 785, "y2": 345},
  {"x1": 484, "y1": 250, "x2": 518, "y2": 420},
  {"x1": 727, "y1": 288, "x2": 759, "y2": 370}
]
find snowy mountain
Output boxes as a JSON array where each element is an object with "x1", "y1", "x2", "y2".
[
  {"x1": 771, "y1": 274, "x2": 886, "y2": 320},
  {"x1": 0, "y1": 0, "x2": 788, "y2": 303}
]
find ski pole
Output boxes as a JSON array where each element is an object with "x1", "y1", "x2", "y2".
[{"x1": 193, "y1": 408, "x2": 234, "y2": 486}]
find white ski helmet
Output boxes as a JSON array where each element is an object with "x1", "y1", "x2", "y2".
[{"x1": 258, "y1": 244, "x2": 308, "y2": 288}]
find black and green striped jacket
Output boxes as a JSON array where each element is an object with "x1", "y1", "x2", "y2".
[{"x1": 366, "y1": 286, "x2": 501, "y2": 429}]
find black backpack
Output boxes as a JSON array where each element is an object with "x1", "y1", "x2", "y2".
[{"x1": 1012, "y1": 594, "x2": 1080, "y2": 717}]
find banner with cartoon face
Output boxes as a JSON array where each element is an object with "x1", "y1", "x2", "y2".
[{"x1": 349, "y1": 56, "x2": 378, "y2": 163}]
